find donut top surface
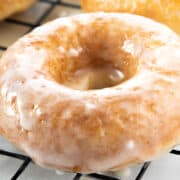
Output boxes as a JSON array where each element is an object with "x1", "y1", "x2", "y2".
[{"x1": 0, "y1": 13, "x2": 180, "y2": 173}]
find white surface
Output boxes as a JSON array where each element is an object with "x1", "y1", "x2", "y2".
[{"x1": 0, "y1": 0, "x2": 180, "y2": 179}]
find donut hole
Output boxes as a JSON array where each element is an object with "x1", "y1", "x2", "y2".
[
  {"x1": 64, "y1": 65, "x2": 125, "y2": 90},
  {"x1": 59, "y1": 49, "x2": 138, "y2": 91},
  {"x1": 47, "y1": 19, "x2": 139, "y2": 90}
]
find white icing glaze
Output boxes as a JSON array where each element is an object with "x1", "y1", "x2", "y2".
[
  {"x1": 87, "y1": 149, "x2": 137, "y2": 172},
  {"x1": 55, "y1": 170, "x2": 70, "y2": 175},
  {"x1": 126, "y1": 140, "x2": 135, "y2": 150},
  {"x1": 15, "y1": 48, "x2": 46, "y2": 69},
  {"x1": 58, "y1": 18, "x2": 75, "y2": 30},
  {"x1": 122, "y1": 40, "x2": 135, "y2": 55},
  {"x1": 6, "y1": 106, "x2": 16, "y2": 117},
  {"x1": 115, "y1": 168, "x2": 131, "y2": 179},
  {"x1": 33, "y1": 17, "x2": 75, "y2": 36},
  {"x1": 6, "y1": 91, "x2": 16, "y2": 104},
  {"x1": 67, "y1": 47, "x2": 82, "y2": 57},
  {"x1": 58, "y1": 46, "x2": 65, "y2": 53},
  {"x1": 154, "y1": 46, "x2": 180, "y2": 72},
  {"x1": 1, "y1": 83, "x2": 8, "y2": 97},
  {"x1": 1, "y1": 81, "x2": 22, "y2": 117},
  {"x1": 55, "y1": 170, "x2": 64, "y2": 175},
  {"x1": 16, "y1": 97, "x2": 35, "y2": 131},
  {"x1": 85, "y1": 102, "x2": 96, "y2": 113},
  {"x1": 75, "y1": 14, "x2": 93, "y2": 25},
  {"x1": 33, "y1": 104, "x2": 42, "y2": 117},
  {"x1": 120, "y1": 102, "x2": 136, "y2": 114},
  {"x1": 109, "y1": 70, "x2": 125, "y2": 82},
  {"x1": 5, "y1": 91, "x2": 17, "y2": 117},
  {"x1": 61, "y1": 109, "x2": 72, "y2": 119}
]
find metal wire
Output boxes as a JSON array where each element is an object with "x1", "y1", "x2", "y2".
[
  {"x1": 0, "y1": 46, "x2": 7, "y2": 51},
  {"x1": 11, "y1": 157, "x2": 31, "y2": 180},
  {"x1": 0, "y1": 150, "x2": 30, "y2": 160},
  {"x1": 170, "y1": 149, "x2": 180, "y2": 155},
  {"x1": 0, "y1": 0, "x2": 180, "y2": 179},
  {"x1": 135, "y1": 162, "x2": 151, "y2": 180},
  {"x1": 73, "y1": 173, "x2": 82, "y2": 180},
  {"x1": 0, "y1": 149, "x2": 31, "y2": 180},
  {"x1": 87, "y1": 173, "x2": 120, "y2": 180}
]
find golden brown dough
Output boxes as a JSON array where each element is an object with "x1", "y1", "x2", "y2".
[
  {"x1": 81, "y1": 0, "x2": 180, "y2": 35},
  {"x1": 0, "y1": 0, "x2": 36, "y2": 20},
  {"x1": 0, "y1": 13, "x2": 180, "y2": 173}
]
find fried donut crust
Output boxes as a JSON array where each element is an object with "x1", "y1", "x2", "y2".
[
  {"x1": 0, "y1": 13, "x2": 180, "y2": 173},
  {"x1": 81, "y1": 0, "x2": 180, "y2": 35},
  {"x1": 0, "y1": 0, "x2": 36, "y2": 20}
]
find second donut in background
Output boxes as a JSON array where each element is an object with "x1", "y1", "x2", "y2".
[
  {"x1": 0, "y1": 0, "x2": 36, "y2": 20},
  {"x1": 81, "y1": 0, "x2": 180, "y2": 35}
]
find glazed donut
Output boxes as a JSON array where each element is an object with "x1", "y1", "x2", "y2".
[
  {"x1": 0, "y1": 13, "x2": 180, "y2": 173},
  {"x1": 81, "y1": 0, "x2": 180, "y2": 35},
  {"x1": 0, "y1": 0, "x2": 36, "y2": 20}
]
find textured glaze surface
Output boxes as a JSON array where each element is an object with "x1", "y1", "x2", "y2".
[
  {"x1": 0, "y1": 0, "x2": 36, "y2": 20},
  {"x1": 81, "y1": 0, "x2": 180, "y2": 35},
  {"x1": 0, "y1": 13, "x2": 180, "y2": 173}
]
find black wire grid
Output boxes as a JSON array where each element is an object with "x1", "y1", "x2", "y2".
[{"x1": 0, "y1": 0, "x2": 180, "y2": 179}]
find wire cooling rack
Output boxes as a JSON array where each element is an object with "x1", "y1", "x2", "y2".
[
  {"x1": 0, "y1": 0, "x2": 180, "y2": 179},
  {"x1": 0, "y1": 149, "x2": 180, "y2": 180},
  {"x1": 0, "y1": 147, "x2": 180, "y2": 180}
]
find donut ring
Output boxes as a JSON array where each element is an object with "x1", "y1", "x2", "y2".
[
  {"x1": 0, "y1": 13, "x2": 180, "y2": 173},
  {"x1": 81, "y1": 0, "x2": 180, "y2": 35},
  {"x1": 0, "y1": 0, "x2": 36, "y2": 20}
]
